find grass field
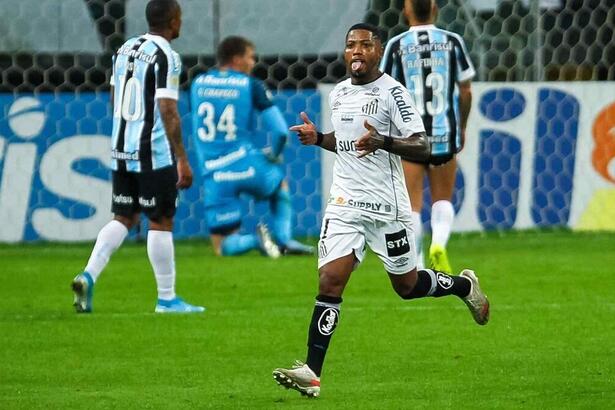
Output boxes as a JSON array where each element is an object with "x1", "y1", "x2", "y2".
[{"x1": 1, "y1": 230, "x2": 614, "y2": 409}]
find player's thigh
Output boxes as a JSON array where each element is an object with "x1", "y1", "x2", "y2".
[
  {"x1": 365, "y1": 219, "x2": 417, "y2": 275},
  {"x1": 111, "y1": 170, "x2": 140, "y2": 218},
  {"x1": 402, "y1": 160, "x2": 426, "y2": 212},
  {"x1": 136, "y1": 165, "x2": 178, "y2": 223},
  {"x1": 427, "y1": 156, "x2": 457, "y2": 202},
  {"x1": 318, "y1": 214, "x2": 367, "y2": 275},
  {"x1": 203, "y1": 175, "x2": 242, "y2": 236}
]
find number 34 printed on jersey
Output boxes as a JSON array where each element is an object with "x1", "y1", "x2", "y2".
[{"x1": 197, "y1": 102, "x2": 237, "y2": 142}]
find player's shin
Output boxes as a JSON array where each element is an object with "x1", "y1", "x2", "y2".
[
  {"x1": 147, "y1": 230, "x2": 176, "y2": 301},
  {"x1": 269, "y1": 185, "x2": 292, "y2": 246},
  {"x1": 431, "y1": 200, "x2": 455, "y2": 248},
  {"x1": 221, "y1": 234, "x2": 259, "y2": 255},
  {"x1": 306, "y1": 295, "x2": 342, "y2": 377},
  {"x1": 402, "y1": 269, "x2": 471, "y2": 299},
  {"x1": 84, "y1": 220, "x2": 128, "y2": 281}
]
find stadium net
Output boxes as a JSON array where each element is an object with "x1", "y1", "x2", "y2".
[{"x1": 0, "y1": 0, "x2": 614, "y2": 242}]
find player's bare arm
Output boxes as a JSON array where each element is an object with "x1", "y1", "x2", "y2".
[
  {"x1": 355, "y1": 120, "x2": 430, "y2": 161},
  {"x1": 458, "y1": 80, "x2": 472, "y2": 150},
  {"x1": 290, "y1": 111, "x2": 337, "y2": 152},
  {"x1": 159, "y1": 97, "x2": 193, "y2": 189}
]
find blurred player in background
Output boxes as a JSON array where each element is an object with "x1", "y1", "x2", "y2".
[
  {"x1": 72, "y1": 0, "x2": 204, "y2": 313},
  {"x1": 273, "y1": 24, "x2": 488, "y2": 398},
  {"x1": 190, "y1": 36, "x2": 314, "y2": 258},
  {"x1": 380, "y1": 0, "x2": 475, "y2": 273}
]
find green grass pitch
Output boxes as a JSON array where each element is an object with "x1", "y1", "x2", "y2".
[{"x1": 1, "y1": 230, "x2": 614, "y2": 409}]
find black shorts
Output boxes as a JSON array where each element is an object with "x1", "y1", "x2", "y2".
[
  {"x1": 111, "y1": 166, "x2": 178, "y2": 221},
  {"x1": 402, "y1": 151, "x2": 455, "y2": 167}
]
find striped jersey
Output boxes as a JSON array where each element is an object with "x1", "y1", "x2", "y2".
[
  {"x1": 190, "y1": 68, "x2": 274, "y2": 175},
  {"x1": 110, "y1": 33, "x2": 182, "y2": 173},
  {"x1": 380, "y1": 25, "x2": 475, "y2": 156}
]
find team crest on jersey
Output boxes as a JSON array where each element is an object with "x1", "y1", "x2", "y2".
[
  {"x1": 385, "y1": 229, "x2": 410, "y2": 257},
  {"x1": 362, "y1": 99, "x2": 379, "y2": 115},
  {"x1": 436, "y1": 273, "x2": 454, "y2": 289},
  {"x1": 318, "y1": 308, "x2": 339, "y2": 335}
]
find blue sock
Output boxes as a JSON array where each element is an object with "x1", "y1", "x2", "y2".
[
  {"x1": 221, "y1": 233, "x2": 259, "y2": 256},
  {"x1": 270, "y1": 186, "x2": 292, "y2": 246}
]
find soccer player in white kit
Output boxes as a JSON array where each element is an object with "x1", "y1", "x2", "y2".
[{"x1": 273, "y1": 23, "x2": 489, "y2": 398}]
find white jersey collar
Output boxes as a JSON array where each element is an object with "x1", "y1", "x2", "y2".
[{"x1": 408, "y1": 24, "x2": 436, "y2": 31}]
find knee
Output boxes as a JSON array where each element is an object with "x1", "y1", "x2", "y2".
[{"x1": 114, "y1": 214, "x2": 138, "y2": 230}]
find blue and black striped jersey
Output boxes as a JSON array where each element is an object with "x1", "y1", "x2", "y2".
[
  {"x1": 110, "y1": 33, "x2": 181, "y2": 173},
  {"x1": 380, "y1": 25, "x2": 475, "y2": 156}
]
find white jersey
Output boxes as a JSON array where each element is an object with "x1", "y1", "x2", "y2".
[{"x1": 326, "y1": 73, "x2": 425, "y2": 222}]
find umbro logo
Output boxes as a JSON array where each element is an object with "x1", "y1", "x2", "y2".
[{"x1": 362, "y1": 99, "x2": 379, "y2": 115}]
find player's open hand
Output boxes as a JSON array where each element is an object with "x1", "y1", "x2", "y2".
[
  {"x1": 355, "y1": 120, "x2": 382, "y2": 158},
  {"x1": 176, "y1": 158, "x2": 193, "y2": 189},
  {"x1": 290, "y1": 112, "x2": 318, "y2": 145}
]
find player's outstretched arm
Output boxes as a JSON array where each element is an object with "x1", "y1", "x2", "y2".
[
  {"x1": 290, "y1": 112, "x2": 337, "y2": 152},
  {"x1": 355, "y1": 120, "x2": 430, "y2": 162},
  {"x1": 159, "y1": 98, "x2": 193, "y2": 189}
]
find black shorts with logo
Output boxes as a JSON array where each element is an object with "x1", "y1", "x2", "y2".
[{"x1": 111, "y1": 165, "x2": 178, "y2": 221}]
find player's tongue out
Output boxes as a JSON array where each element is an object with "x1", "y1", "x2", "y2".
[{"x1": 351, "y1": 61, "x2": 363, "y2": 71}]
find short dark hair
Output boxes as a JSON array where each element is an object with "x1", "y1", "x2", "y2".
[
  {"x1": 217, "y1": 36, "x2": 254, "y2": 65},
  {"x1": 345, "y1": 23, "x2": 383, "y2": 42},
  {"x1": 146, "y1": 0, "x2": 179, "y2": 29},
  {"x1": 411, "y1": 0, "x2": 433, "y2": 22}
]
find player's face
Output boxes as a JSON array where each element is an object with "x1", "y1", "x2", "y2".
[
  {"x1": 344, "y1": 30, "x2": 382, "y2": 80},
  {"x1": 235, "y1": 46, "x2": 256, "y2": 74}
]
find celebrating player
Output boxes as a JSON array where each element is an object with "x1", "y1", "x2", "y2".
[
  {"x1": 190, "y1": 36, "x2": 313, "y2": 258},
  {"x1": 380, "y1": 0, "x2": 475, "y2": 273},
  {"x1": 71, "y1": 0, "x2": 204, "y2": 313},
  {"x1": 272, "y1": 23, "x2": 489, "y2": 398}
]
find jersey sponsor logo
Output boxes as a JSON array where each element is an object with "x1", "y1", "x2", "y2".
[
  {"x1": 341, "y1": 114, "x2": 354, "y2": 123},
  {"x1": 328, "y1": 196, "x2": 385, "y2": 212},
  {"x1": 195, "y1": 75, "x2": 248, "y2": 87},
  {"x1": 215, "y1": 210, "x2": 241, "y2": 222},
  {"x1": 111, "y1": 149, "x2": 139, "y2": 161},
  {"x1": 362, "y1": 99, "x2": 379, "y2": 115},
  {"x1": 117, "y1": 45, "x2": 157, "y2": 64},
  {"x1": 436, "y1": 272, "x2": 454, "y2": 289},
  {"x1": 112, "y1": 193, "x2": 133, "y2": 205},
  {"x1": 389, "y1": 86, "x2": 415, "y2": 123},
  {"x1": 212, "y1": 166, "x2": 255, "y2": 182},
  {"x1": 336, "y1": 140, "x2": 356, "y2": 152},
  {"x1": 204, "y1": 147, "x2": 247, "y2": 170},
  {"x1": 402, "y1": 42, "x2": 452, "y2": 55},
  {"x1": 318, "y1": 307, "x2": 339, "y2": 336},
  {"x1": 385, "y1": 229, "x2": 410, "y2": 257},
  {"x1": 138, "y1": 196, "x2": 156, "y2": 208}
]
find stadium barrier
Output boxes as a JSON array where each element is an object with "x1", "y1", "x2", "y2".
[{"x1": 1, "y1": 82, "x2": 614, "y2": 242}]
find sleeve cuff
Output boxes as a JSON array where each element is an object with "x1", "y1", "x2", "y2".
[
  {"x1": 458, "y1": 68, "x2": 476, "y2": 82},
  {"x1": 155, "y1": 88, "x2": 179, "y2": 100}
]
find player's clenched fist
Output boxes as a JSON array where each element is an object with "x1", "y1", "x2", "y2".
[{"x1": 290, "y1": 111, "x2": 318, "y2": 145}]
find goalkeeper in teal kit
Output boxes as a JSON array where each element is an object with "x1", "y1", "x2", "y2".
[{"x1": 190, "y1": 36, "x2": 313, "y2": 257}]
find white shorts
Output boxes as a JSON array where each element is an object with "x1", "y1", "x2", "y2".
[{"x1": 317, "y1": 210, "x2": 416, "y2": 275}]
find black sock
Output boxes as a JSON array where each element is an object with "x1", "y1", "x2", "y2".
[
  {"x1": 305, "y1": 294, "x2": 342, "y2": 377},
  {"x1": 403, "y1": 269, "x2": 471, "y2": 299}
]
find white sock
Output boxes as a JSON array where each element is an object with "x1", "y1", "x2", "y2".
[
  {"x1": 84, "y1": 220, "x2": 128, "y2": 282},
  {"x1": 147, "y1": 230, "x2": 176, "y2": 301},
  {"x1": 411, "y1": 211, "x2": 424, "y2": 269},
  {"x1": 431, "y1": 200, "x2": 455, "y2": 248}
]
